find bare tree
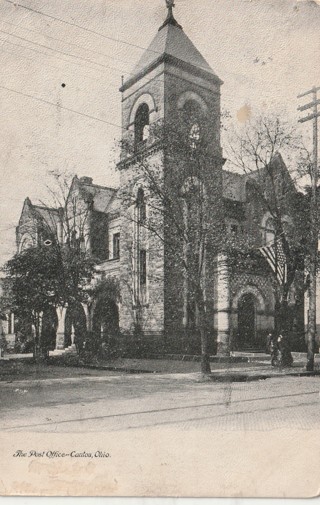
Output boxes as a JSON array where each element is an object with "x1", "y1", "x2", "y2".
[
  {"x1": 119, "y1": 108, "x2": 224, "y2": 375},
  {"x1": 226, "y1": 113, "x2": 309, "y2": 357},
  {"x1": 296, "y1": 147, "x2": 319, "y2": 370}
]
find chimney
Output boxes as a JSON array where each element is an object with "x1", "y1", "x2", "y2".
[{"x1": 79, "y1": 176, "x2": 93, "y2": 185}]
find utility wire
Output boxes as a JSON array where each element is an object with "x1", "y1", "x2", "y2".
[
  {"x1": 0, "y1": 27, "x2": 131, "y2": 76},
  {"x1": 0, "y1": 27, "x2": 166, "y2": 85},
  {"x1": 4, "y1": 3, "x2": 256, "y2": 86},
  {"x1": 1, "y1": 19, "x2": 136, "y2": 69},
  {"x1": 5, "y1": 0, "x2": 162, "y2": 55},
  {"x1": 0, "y1": 83, "x2": 125, "y2": 129},
  {"x1": 0, "y1": 37, "x2": 120, "y2": 88}
]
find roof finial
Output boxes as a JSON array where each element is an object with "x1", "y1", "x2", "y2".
[
  {"x1": 166, "y1": 0, "x2": 175, "y2": 17},
  {"x1": 159, "y1": 0, "x2": 182, "y2": 31}
]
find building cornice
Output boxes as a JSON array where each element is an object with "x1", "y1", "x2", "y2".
[
  {"x1": 120, "y1": 53, "x2": 223, "y2": 93},
  {"x1": 117, "y1": 141, "x2": 163, "y2": 171}
]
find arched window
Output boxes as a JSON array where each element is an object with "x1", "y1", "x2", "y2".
[
  {"x1": 189, "y1": 123, "x2": 201, "y2": 150},
  {"x1": 136, "y1": 187, "x2": 146, "y2": 224},
  {"x1": 134, "y1": 187, "x2": 147, "y2": 304},
  {"x1": 265, "y1": 217, "x2": 275, "y2": 245},
  {"x1": 134, "y1": 103, "x2": 150, "y2": 148},
  {"x1": 19, "y1": 234, "x2": 34, "y2": 252},
  {"x1": 183, "y1": 100, "x2": 200, "y2": 123},
  {"x1": 182, "y1": 100, "x2": 202, "y2": 151}
]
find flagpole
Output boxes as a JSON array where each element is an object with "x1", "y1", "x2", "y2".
[{"x1": 274, "y1": 229, "x2": 279, "y2": 336}]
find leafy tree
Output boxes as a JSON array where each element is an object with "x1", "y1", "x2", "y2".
[
  {"x1": 3, "y1": 246, "x2": 62, "y2": 357},
  {"x1": 3, "y1": 171, "x2": 96, "y2": 358}
]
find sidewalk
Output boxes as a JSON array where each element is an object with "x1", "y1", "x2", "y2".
[
  {"x1": 2, "y1": 352, "x2": 320, "y2": 382},
  {"x1": 49, "y1": 351, "x2": 320, "y2": 381}
]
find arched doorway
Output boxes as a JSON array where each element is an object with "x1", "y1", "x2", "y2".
[
  {"x1": 92, "y1": 298, "x2": 119, "y2": 353},
  {"x1": 238, "y1": 293, "x2": 256, "y2": 349},
  {"x1": 64, "y1": 303, "x2": 87, "y2": 352}
]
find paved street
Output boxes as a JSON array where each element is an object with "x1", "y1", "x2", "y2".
[{"x1": 1, "y1": 362, "x2": 320, "y2": 432}]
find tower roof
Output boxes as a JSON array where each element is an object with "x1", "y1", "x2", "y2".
[{"x1": 121, "y1": 8, "x2": 222, "y2": 91}]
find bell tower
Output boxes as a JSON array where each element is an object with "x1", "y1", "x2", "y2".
[
  {"x1": 119, "y1": 1, "x2": 223, "y2": 157},
  {"x1": 118, "y1": 1, "x2": 224, "y2": 352}
]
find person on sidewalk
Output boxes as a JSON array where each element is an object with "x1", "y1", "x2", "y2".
[
  {"x1": 270, "y1": 333, "x2": 279, "y2": 366},
  {"x1": 266, "y1": 332, "x2": 273, "y2": 354},
  {"x1": 277, "y1": 333, "x2": 293, "y2": 367}
]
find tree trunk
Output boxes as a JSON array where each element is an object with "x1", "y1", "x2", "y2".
[
  {"x1": 200, "y1": 324, "x2": 211, "y2": 375},
  {"x1": 196, "y1": 288, "x2": 211, "y2": 375},
  {"x1": 306, "y1": 260, "x2": 317, "y2": 371},
  {"x1": 33, "y1": 314, "x2": 42, "y2": 361},
  {"x1": 34, "y1": 331, "x2": 41, "y2": 360},
  {"x1": 279, "y1": 299, "x2": 290, "y2": 334}
]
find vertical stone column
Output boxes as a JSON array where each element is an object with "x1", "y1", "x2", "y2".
[
  {"x1": 81, "y1": 302, "x2": 92, "y2": 332},
  {"x1": 56, "y1": 306, "x2": 67, "y2": 350},
  {"x1": 216, "y1": 253, "x2": 230, "y2": 356},
  {"x1": 11, "y1": 313, "x2": 15, "y2": 335}
]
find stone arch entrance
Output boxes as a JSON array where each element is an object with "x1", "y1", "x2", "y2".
[
  {"x1": 232, "y1": 286, "x2": 266, "y2": 351},
  {"x1": 65, "y1": 303, "x2": 87, "y2": 352},
  {"x1": 238, "y1": 293, "x2": 256, "y2": 349},
  {"x1": 92, "y1": 298, "x2": 119, "y2": 353}
]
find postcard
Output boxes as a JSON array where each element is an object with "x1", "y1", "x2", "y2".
[{"x1": 0, "y1": 0, "x2": 319, "y2": 497}]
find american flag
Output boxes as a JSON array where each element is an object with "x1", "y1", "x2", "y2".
[{"x1": 259, "y1": 238, "x2": 287, "y2": 285}]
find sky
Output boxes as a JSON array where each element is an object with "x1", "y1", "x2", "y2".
[{"x1": 0, "y1": 0, "x2": 319, "y2": 265}]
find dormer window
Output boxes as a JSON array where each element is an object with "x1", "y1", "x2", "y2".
[{"x1": 134, "y1": 103, "x2": 150, "y2": 148}]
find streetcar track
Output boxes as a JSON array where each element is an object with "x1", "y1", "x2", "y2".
[{"x1": 2, "y1": 389, "x2": 318, "y2": 431}]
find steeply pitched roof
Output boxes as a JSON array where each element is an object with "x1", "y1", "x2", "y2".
[
  {"x1": 133, "y1": 22, "x2": 217, "y2": 77},
  {"x1": 78, "y1": 180, "x2": 117, "y2": 213},
  {"x1": 18, "y1": 197, "x2": 60, "y2": 230},
  {"x1": 121, "y1": 13, "x2": 222, "y2": 91},
  {"x1": 33, "y1": 205, "x2": 60, "y2": 227},
  {"x1": 105, "y1": 192, "x2": 121, "y2": 216}
]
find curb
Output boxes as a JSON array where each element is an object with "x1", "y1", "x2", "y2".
[
  {"x1": 77, "y1": 363, "x2": 157, "y2": 374},
  {"x1": 208, "y1": 370, "x2": 320, "y2": 383},
  {"x1": 62, "y1": 361, "x2": 320, "y2": 380}
]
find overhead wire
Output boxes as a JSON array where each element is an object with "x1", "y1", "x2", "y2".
[
  {"x1": 4, "y1": 0, "x2": 162, "y2": 55},
  {"x1": 0, "y1": 27, "x2": 133, "y2": 76},
  {"x1": 3, "y1": 1, "x2": 251, "y2": 85},
  {"x1": 0, "y1": 25, "x2": 166, "y2": 85},
  {"x1": 0, "y1": 83, "x2": 126, "y2": 129},
  {"x1": 0, "y1": 37, "x2": 121, "y2": 88},
  {"x1": 1, "y1": 18, "x2": 137, "y2": 70}
]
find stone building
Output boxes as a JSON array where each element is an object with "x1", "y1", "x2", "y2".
[{"x1": 13, "y1": 4, "x2": 304, "y2": 356}]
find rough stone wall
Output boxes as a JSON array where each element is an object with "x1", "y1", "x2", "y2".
[
  {"x1": 118, "y1": 149, "x2": 165, "y2": 346},
  {"x1": 229, "y1": 270, "x2": 275, "y2": 348}
]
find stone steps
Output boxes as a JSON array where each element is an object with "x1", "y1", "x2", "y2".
[{"x1": 50, "y1": 344, "x2": 77, "y2": 357}]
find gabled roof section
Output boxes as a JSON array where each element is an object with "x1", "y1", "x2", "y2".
[
  {"x1": 121, "y1": 12, "x2": 222, "y2": 91},
  {"x1": 33, "y1": 205, "x2": 60, "y2": 227},
  {"x1": 18, "y1": 197, "x2": 60, "y2": 229},
  {"x1": 105, "y1": 191, "x2": 121, "y2": 216},
  {"x1": 77, "y1": 177, "x2": 117, "y2": 213},
  {"x1": 246, "y1": 152, "x2": 297, "y2": 194}
]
